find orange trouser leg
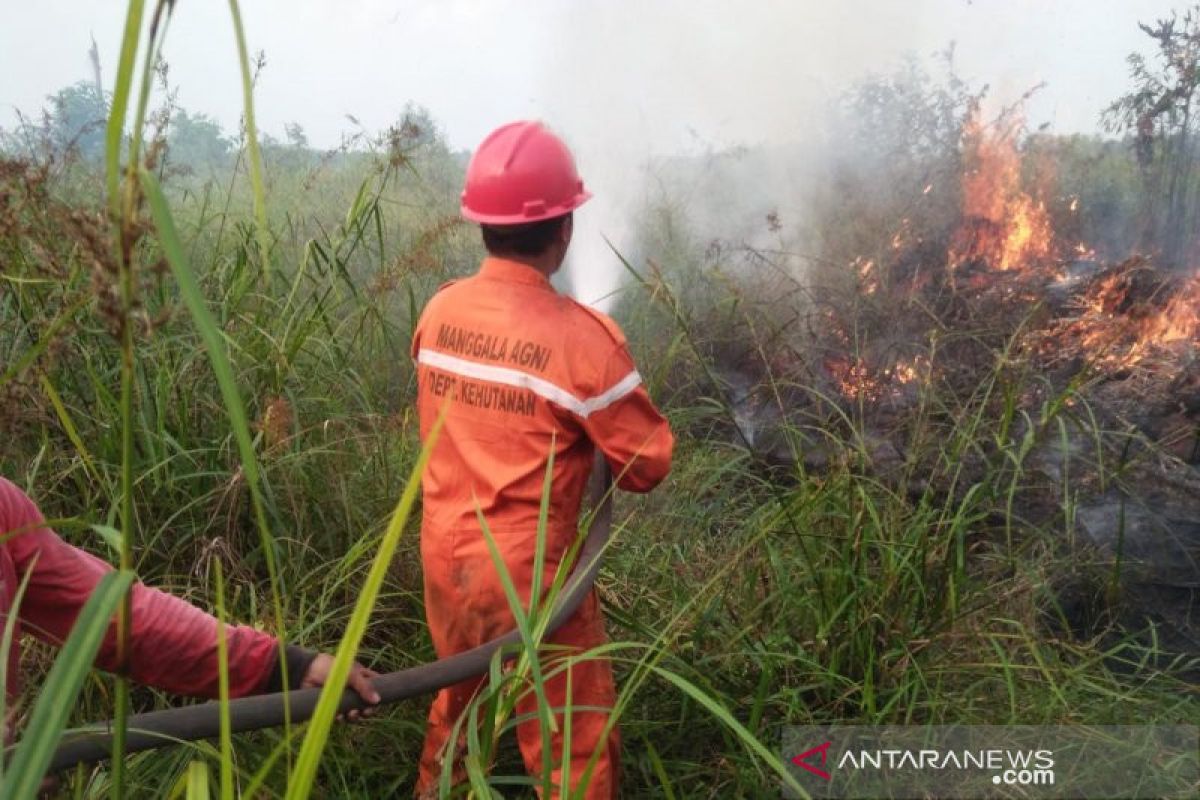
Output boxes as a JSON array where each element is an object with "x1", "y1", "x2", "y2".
[
  {"x1": 417, "y1": 672, "x2": 484, "y2": 796},
  {"x1": 514, "y1": 591, "x2": 620, "y2": 800},
  {"x1": 416, "y1": 522, "x2": 621, "y2": 798},
  {"x1": 415, "y1": 588, "x2": 619, "y2": 798}
]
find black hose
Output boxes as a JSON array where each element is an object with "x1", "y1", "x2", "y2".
[{"x1": 47, "y1": 459, "x2": 613, "y2": 773}]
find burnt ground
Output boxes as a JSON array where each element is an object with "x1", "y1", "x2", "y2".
[{"x1": 710, "y1": 252, "x2": 1200, "y2": 678}]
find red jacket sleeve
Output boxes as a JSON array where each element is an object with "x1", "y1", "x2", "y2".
[{"x1": 0, "y1": 478, "x2": 279, "y2": 699}]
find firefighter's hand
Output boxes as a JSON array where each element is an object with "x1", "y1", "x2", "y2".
[{"x1": 300, "y1": 653, "x2": 382, "y2": 721}]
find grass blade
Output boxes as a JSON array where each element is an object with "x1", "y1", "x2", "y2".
[
  {"x1": 0, "y1": 564, "x2": 35, "y2": 784},
  {"x1": 647, "y1": 665, "x2": 805, "y2": 796},
  {"x1": 140, "y1": 167, "x2": 292, "y2": 734},
  {"x1": 475, "y1": 504, "x2": 557, "y2": 765},
  {"x1": 226, "y1": 0, "x2": 272, "y2": 276},
  {"x1": 214, "y1": 559, "x2": 234, "y2": 800},
  {"x1": 0, "y1": 296, "x2": 88, "y2": 391},
  {"x1": 173, "y1": 760, "x2": 210, "y2": 800},
  {"x1": 283, "y1": 406, "x2": 446, "y2": 800},
  {"x1": 105, "y1": 0, "x2": 145, "y2": 215},
  {"x1": 38, "y1": 372, "x2": 100, "y2": 483},
  {"x1": 0, "y1": 570, "x2": 134, "y2": 799}
]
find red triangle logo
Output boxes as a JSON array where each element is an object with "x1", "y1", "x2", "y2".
[{"x1": 791, "y1": 741, "x2": 832, "y2": 781}]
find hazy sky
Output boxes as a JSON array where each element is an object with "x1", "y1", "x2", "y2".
[
  {"x1": 0, "y1": 0, "x2": 1187, "y2": 154},
  {"x1": 4, "y1": 0, "x2": 1185, "y2": 307}
]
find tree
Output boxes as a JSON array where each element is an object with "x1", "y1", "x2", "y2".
[
  {"x1": 43, "y1": 81, "x2": 109, "y2": 162},
  {"x1": 284, "y1": 122, "x2": 308, "y2": 149},
  {"x1": 1105, "y1": 5, "x2": 1200, "y2": 266},
  {"x1": 166, "y1": 109, "x2": 232, "y2": 170}
]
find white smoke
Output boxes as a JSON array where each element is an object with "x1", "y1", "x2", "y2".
[
  {"x1": 534, "y1": 1, "x2": 837, "y2": 311},
  {"x1": 502, "y1": 0, "x2": 1179, "y2": 310}
]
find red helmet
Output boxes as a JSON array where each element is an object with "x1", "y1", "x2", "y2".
[{"x1": 461, "y1": 121, "x2": 592, "y2": 225}]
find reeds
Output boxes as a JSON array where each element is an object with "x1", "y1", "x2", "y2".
[{"x1": 1, "y1": 2, "x2": 1197, "y2": 796}]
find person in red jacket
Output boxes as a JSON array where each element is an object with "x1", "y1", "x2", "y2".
[
  {"x1": 413, "y1": 121, "x2": 674, "y2": 798},
  {"x1": 0, "y1": 476, "x2": 380, "y2": 724}
]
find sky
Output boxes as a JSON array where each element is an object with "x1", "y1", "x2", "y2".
[
  {"x1": 0, "y1": 0, "x2": 1188, "y2": 307},
  {"x1": 0, "y1": 0, "x2": 1186, "y2": 154}
]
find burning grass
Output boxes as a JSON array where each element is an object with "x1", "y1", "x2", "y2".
[
  {"x1": 1028, "y1": 257, "x2": 1200, "y2": 387},
  {"x1": 619, "y1": 88, "x2": 1200, "y2": 755},
  {"x1": 950, "y1": 108, "x2": 1057, "y2": 273}
]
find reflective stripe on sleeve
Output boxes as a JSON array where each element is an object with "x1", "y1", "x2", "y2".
[{"x1": 417, "y1": 348, "x2": 640, "y2": 419}]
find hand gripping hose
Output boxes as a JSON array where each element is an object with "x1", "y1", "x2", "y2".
[{"x1": 47, "y1": 459, "x2": 613, "y2": 773}]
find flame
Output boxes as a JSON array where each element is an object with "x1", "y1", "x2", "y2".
[
  {"x1": 1143, "y1": 275, "x2": 1200, "y2": 345},
  {"x1": 826, "y1": 357, "x2": 880, "y2": 400},
  {"x1": 1039, "y1": 266, "x2": 1200, "y2": 369},
  {"x1": 949, "y1": 111, "x2": 1055, "y2": 272},
  {"x1": 853, "y1": 257, "x2": 879, "y2": 295},
  {"x1": 887, "y1": 218, "x2": 912, "y2": 252},
  {"x1": 824, "y1": 308, "x2": 851, "y2": 347},
  {"x1": 886, "y1": 358, "x2": 922, "y2": 384},
  {"x1": 825, "y1": 355, "x2": 930, "y2": 401}
]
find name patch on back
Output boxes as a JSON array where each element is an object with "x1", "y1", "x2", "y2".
[
  {"x1": 435, "y1": 324, "x2": 552, "y2": 372},
  {"x1": 424, "y1": 369, "x2": 537, "y2": 417}
]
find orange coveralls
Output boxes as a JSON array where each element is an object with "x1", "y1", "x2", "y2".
[{"x1": 412, "y1": 257, "x2": 674, "y2": 797}]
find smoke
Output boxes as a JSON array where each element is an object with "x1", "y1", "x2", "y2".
[
  {"x1": 533, "y1": 1, "x2": 839, "y2": 310},
  {"x1": 499, "y1": 0, "x2": 1183, "y2": 310}
]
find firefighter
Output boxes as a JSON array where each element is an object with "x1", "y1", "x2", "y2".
[
  {"x1": 0, "y1": 476, "x2": 380, "y2": 728},
  {"x1": 412, "y1": 121, "x2": 674, "y2": 798}
]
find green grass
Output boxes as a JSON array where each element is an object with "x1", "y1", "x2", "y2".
[
  {"x1": 0, "y1": 571, "x2": 134, "y2": 798},
  {"x1": 1, "y1": 1, "x2": 1198, "y2": 796}
]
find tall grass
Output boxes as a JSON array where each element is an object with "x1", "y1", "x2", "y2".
[
  {"x1": 0, "y1": 571, "x2": 133, "y2": 798},
  {"x1": 2, "y1": 1, "x2": 1198, "y2": 796},
  {"x1": 286, "y1": 407, "x2": 443, "y2": 800}
]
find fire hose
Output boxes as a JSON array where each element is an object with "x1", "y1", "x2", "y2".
[{"x1": 47, "y1": 459, "x2": 613, "y2": 774}]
